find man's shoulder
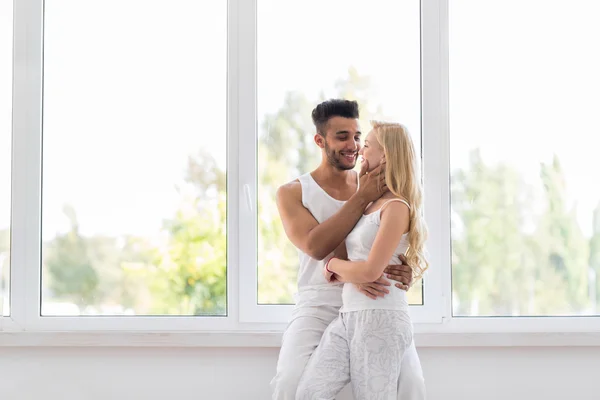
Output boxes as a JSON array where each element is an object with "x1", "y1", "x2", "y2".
[
  {"x1": 276, "y1": 179, "x2": 302, "y2": 202},
  {"x1": 278, "y1": 178, "x2": 301, "y2": 192}
]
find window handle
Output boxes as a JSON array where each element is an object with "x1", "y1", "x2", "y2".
[{"x1": 243, "y1": 184, "x2": 253, "y2": 212}]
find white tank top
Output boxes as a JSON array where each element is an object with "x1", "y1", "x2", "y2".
[
  {"x1": 340, "y1": 199, "x2": 411, "y2": 313},
  {"x1": 293, "y1": 172, "x2": 358, "y2": 308}
]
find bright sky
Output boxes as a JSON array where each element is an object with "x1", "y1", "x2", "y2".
[
  {"x1": 449, "y1": 0, "x2": 600, "y2": 236},
  {"x1": 1, "y1": 0, "x2": 599, "y2": 247}
]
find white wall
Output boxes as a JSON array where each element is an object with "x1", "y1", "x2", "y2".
[{"x1": 1, "y1": 346, "x2": 600, "y2": 400}]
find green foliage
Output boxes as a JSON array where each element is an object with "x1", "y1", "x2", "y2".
[
  {"x1": 451, "y1": 150, "x2": 536, "y2": 315},
  {"x1": 147, "y1": 148, "x2": 227, "y2": 314},
  {"x1": 257, "y1": 91, "x2": 315, "y2": 303},
  {"x1": 44, "y1": 205, "x2": 100, "y2": 308},
  {"x1": 452, "y1": 151, "x2": 593, "y2": 316},
  {"x1": 152, "y1": 193, "x2": 227, "y2": 315}
]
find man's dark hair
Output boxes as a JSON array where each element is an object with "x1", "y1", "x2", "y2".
[{"x1": 311, "y1": 99, "x2": 359, "y2": 136}]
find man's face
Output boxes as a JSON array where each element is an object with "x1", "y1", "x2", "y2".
[{"x1": 319, "y1": 116, "x2": 362, "y2": 171}]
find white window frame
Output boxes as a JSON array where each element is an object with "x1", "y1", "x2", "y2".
[{"x1": 2, "y1": 0, "x2": 600, "y2": 344}]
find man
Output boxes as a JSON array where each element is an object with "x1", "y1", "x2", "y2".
[{"x1": 271, "y1": 99, "x2": 425, "y2": 399}]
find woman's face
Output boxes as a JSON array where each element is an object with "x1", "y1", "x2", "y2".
[{"x1": 359, "y1": 129, "x2": 384, "y2": 172}]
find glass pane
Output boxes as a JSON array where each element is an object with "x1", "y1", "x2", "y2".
[
  {"x1": 257, "y1": 0, "x2": 422, "y2": 306},
  {"x1": 41, "y1": 1, "x2": 227, "y2": 316},
  {"x1": 450, "y1": 0, "x2": 600, "y2": 316},
  {"x1": 0, "y1": 0, "x2": 13, "y2": 317}
]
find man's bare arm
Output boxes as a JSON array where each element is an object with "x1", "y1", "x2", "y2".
[
  {"x1": 276, "y1": 183, "x2": 370, "y2": 260},
  {"x1": 276, "y1": 163, "x2": 386, "y2": 260}
]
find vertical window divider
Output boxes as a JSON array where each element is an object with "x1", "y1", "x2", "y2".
[{"x1": 10, "y1": 0, "x2": 44, "y2": 331}]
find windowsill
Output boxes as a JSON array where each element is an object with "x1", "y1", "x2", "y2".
[{"x1": 2, "y1": 330, "x2": 600, "y2": 348}]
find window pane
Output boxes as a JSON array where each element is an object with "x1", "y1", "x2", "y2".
[
  {"x1": 41, "y1": 1, "x2": 227, "y2": 316},
  {"x1": 450, "y1": 0, "x2": 600, "y2": 316},
  {"x1": 257, "y1": 0, "x2": 422, "y2": 306},
  {"x1": 0, "y1": 0, "x2": 13, "y2": 317}
]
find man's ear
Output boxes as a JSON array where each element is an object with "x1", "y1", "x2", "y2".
[{"x1": 314, "y1": 133, "x2": 326, "y2": 149}]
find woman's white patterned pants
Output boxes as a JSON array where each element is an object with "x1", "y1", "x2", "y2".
[{"x1": 296, "y1": 309, "x2": 416, "y2": 400}]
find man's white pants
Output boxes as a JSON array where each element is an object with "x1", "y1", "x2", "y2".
[{"x1": 270, "y1": 305, "x2": 425, "y2": 400}]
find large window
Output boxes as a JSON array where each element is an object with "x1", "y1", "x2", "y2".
[
  {"x1": 449, "y1": 0, "x2": 600, "y2": 317},
  {"x1": 0, "y1": 0, "x2": 13, "y2": 317},
  {"x1": 3, "y1": 0, "x2": 600, "y2": 339},
  {"x1": 40, "y1": 0, "x2": 227, "y2": 316},
  {"x1": 257, "y1": 0, "x2": 423, "y2": 307}
]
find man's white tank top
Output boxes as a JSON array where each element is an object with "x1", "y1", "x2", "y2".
[
  {"x1": 340, "y1": 199, "x2": 411, "y2": 313},
  {"x1": 294, "y1": 172, "x2": 358, "y2": 308}
]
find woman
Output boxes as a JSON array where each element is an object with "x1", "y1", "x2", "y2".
[{"x1": 296, "y1": 121, "x2": 428, "y2": 400}]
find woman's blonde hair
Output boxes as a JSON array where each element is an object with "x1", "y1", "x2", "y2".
[{"x1": 371, "y1": 120, "x2": 429, "y2": 280}]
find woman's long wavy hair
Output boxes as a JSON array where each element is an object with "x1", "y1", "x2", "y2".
[{"x1": 371, "y1": 121, "x2": 429, "y2": 280}]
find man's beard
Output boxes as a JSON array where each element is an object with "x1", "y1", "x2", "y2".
[{"x1": 324, "y1": 142, "x2": 355, "y2": 171}]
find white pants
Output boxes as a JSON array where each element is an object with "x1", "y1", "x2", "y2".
[
  {"x1": 297, "y1": 309, "x2": 414, "y2": 400},
  {"x1": 270, "y1": 305, "x2": 425, "y2": 400}
]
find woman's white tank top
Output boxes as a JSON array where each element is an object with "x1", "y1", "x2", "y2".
[{"x1": 340, "y1": 199, "x2": 411, "y2": 313}]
